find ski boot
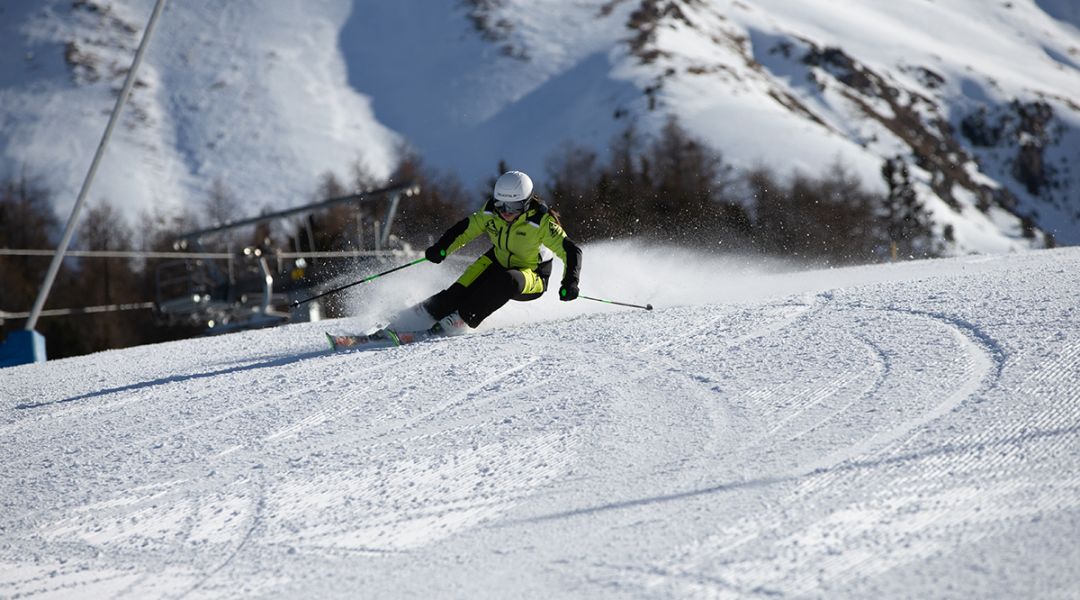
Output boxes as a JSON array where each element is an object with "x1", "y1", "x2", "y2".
[{"x1": 428, "y1": 311, "x2": 469, "y2": 337}]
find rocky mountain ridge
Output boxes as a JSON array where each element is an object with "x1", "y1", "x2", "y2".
[{"x1": 2, "y1": 0, "x2": 1078, "y2": 253}]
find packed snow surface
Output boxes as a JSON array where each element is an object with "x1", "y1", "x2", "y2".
[{"x1": 2, "y1": 245, "x2": 1079, "y2": 598}]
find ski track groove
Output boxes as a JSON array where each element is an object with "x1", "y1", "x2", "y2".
[
  {"x1": 153, "y1": 345, "x2": 441, "y2": 446},
  {"x1": 765, "y1": 361, "x2": 872, "y2": 437},
  {"x1": 4, "y1": 250, "x2": 1080, "y2": 598},
  {"x1": 796, "y1": 304, "x2": 1002, "y2": 476},
  {"x1": 785, "y1": 332, "x2": 890, "y2": 442},
  {"x1": 635, "y1": 293, "x2": 823, "y2": 357},
  {"x1": 329, "y1": 356, "x2": 546, "y2": 447},
  {"x1": 177, "y1": 473, "x2": 267, "y2": 599},
  {"x1": 4, "y1": 349, "x2": 564, "y2": 569},
  {"x1": 638, "y1": 299, "x2": 1011, "y2": 594},
  {"x1": 0, "y1": 345, "x2": 442, "y2": 473},
  {"x1": 893, "y1": 335, "x2": 1080, "y2": 491},
  {"x1": 338, "y1": 381, "x2": 559, "y2": 456},
  {"x1": 519, "y1": 294, "x2": 850, "y2": 516},
  {"x1": 259, "y1": 430, "x2": 576, "y2": 555},
  {"x1": 495, "y1": 300, "x2": 837, "y2": 528}
]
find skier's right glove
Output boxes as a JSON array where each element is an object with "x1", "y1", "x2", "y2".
[
  {"x1": 559, "y1": 280, "x2": 579, "y2": 302},
  {"x1": 425, "y1": 245, "x2": 446, "y2": 264}
]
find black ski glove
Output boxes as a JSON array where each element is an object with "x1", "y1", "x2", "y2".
[
  {"x1": 425, "y1": 245, "x2": 446, "y2": 264},
  {"x1": 559, "y1": 280, "x2": 579, "y2": 302}
]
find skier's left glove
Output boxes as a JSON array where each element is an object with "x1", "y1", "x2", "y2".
[
  {"x1": 425, "y1": 245, "x2": 446, "y2": 264},
  {"x1": 559, "y1": 280, "x2": 579, "y2": 302}
]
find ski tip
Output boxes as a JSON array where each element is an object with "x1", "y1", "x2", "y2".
[{"x1": 325, "y1": 332, "x2": 337, "y2": 351}]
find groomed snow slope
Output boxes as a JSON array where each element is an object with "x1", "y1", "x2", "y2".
[{"x1": 2, "y1": 246, "x2": 1079, "y2": 598}]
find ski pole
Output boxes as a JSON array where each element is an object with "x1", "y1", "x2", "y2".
[
  {"x1": 291, "y1": 257, "x2": 427, "y2": 307},
  {"x1": 579, "y1": 295, "x2": 654, "y2": 311}
]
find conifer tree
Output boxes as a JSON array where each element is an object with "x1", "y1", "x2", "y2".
[{"x1": 881, "y1": 156, "x2": 939, "y2": 258}]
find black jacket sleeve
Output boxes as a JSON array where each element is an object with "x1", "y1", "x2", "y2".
[{"x1": 561, "y1": 237, "x2": 582, "y2": 285}]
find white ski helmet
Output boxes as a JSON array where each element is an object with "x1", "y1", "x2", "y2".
[{"x1": 493, "y1": 171, "x2": 533, "y2": 209}]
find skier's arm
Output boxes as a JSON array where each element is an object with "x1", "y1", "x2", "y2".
[
  {"x1": 541, "y1": 216, "x2": 582, "y2": 297},
  {"x1": 427, "y1": 210, "x2": 487, "y2": 261}
]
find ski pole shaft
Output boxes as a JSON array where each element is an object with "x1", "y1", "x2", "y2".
[
  {"x1": 291, "y1": 257, "x2": 427, "y2": 307},
  {"x1": 579, "y1": 295, "x2": 653, "y2": 311}
]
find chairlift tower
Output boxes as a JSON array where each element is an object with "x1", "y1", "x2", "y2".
[{"x1": 156, "y1": 182, "x2": 421, "y2": 334}]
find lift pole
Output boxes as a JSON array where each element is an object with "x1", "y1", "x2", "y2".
[{"x1": 24, "y1": 0, "x2": 168, "y2": 332}]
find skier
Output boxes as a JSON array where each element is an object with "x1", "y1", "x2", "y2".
[{"x1": 391, "y1": 170, "x2": 582, "y2": 336}]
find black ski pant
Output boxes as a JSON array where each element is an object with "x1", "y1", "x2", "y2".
[{"x1": 423, "y1": 250, "x2": 551, "y2": 328}]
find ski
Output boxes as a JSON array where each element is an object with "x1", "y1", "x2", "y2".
[
  {"x1": 326, "y1": 328, "x2": 436, "y2": 351},
  {"x1": 327, "y1": 313, "x2": 468, "y2": 351}
]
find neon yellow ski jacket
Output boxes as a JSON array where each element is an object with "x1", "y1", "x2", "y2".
[{"x1": 433, "y1": 199, "x2": 582, "y2": 292}]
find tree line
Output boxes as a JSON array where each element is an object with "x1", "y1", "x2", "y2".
[
  {"x1": 545, "y1": 117, "x2": 939, "y2": 263},
  {"x1": 2, "y1": 117, "x2": 940, "y2": 359}
]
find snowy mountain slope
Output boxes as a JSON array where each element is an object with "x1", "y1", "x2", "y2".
[
  {"x1": 340, "y1": 1, "x2": 642, "y2": 190},
  {"x1": 0, "y1": 0, "x2": 401, "y2": 220},
  {"x1": 2, "y1": 246, "x2": 1079, "y2": 597},
  {"x1": 341, "y1": 0, "x2": 1080, "y2": 251},
  {"x1": 4, "y1": 1, "x2": 1079, "y2": 255},
  {"x1": 632, "y1": 0, "x2": 1080, "y2": 251}
]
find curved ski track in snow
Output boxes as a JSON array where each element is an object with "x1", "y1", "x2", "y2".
[{"x1": 2, "y1": 248, "x2": 1079, "y2": 598}]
